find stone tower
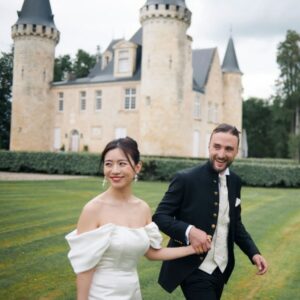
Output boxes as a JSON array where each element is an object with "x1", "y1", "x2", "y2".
[
  {"x1": 10, "y1": 0, "x2": 59, "y2": 151},
  {"x1": 139, "y1": 0, "x2": 194, "y2": 156},
  {"x1": 222, "y1": 37, "x2": 243, "y2": 134}
]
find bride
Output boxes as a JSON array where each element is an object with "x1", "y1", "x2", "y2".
[{"x1": 65, "y1": 137, "x2": 196, "y2": 300}]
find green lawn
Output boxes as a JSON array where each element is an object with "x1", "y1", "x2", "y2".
[{"x1": 0, "y1": 178, "x2": 299, "y2": 300}]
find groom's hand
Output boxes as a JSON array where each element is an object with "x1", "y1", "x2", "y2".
[{"x1": 189, "y1": 227, "x2": 212, "y2": 254}]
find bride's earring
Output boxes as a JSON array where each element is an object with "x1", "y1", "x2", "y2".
[
  {"x1": 134, "y1": 174, "x2": 138, "y2": 182},
  {"x1": 102, "y1": 176, "x2": 107, "y2": 187}
]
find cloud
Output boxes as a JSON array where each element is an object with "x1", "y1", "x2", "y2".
[
  {"x1": 190, "y1": 0, "x2": 300, "y2": 40},
  {"x1": 1, "y1": 0, "x2": 298, "y2": 99}
]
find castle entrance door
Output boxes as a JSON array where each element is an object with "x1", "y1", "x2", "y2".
[{"x1": 70, "y1": 130, "x2": 80, "y2": 152}]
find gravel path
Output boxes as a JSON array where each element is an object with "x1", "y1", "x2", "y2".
[{"x1": 0, "y1": 172, "x2": 91, "y2": 181}]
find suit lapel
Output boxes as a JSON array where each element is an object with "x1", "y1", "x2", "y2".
[{"x1": 226, "y1": 174, "x2": 236, "y2": 217}]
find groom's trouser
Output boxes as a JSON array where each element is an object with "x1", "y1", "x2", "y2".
[{"x1": 180, "y1": 267, "x2": 225, "y2": 300}]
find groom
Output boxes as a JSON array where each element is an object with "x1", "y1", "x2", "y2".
[{"x1": 153, "y1": 123, "x2": 268, "y2": 299}]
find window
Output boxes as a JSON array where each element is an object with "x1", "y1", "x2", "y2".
[
  {"x1": 118, "y1": 50, "x2": 130, "y2": 73},
  {"x1": 192, "y1": 130, "x2": 200, "y2": 157},
  {"x1": 205, "y1": 133, "x2": 211, "y2": 158},
  {"x1": 124, "y1": 88, "x2": 136, "y2": 110},
  {"x1": 115, "y1": 128, "x2": 127, "y2": 139},
  {"x1": 80, "y1": 91, "x2": 87, "y2": 111},
  {"x1": 58, "y1": 92, "x2": 64, "y2": 112},
  {"x1": 193, "y1": 95, "x2": 201, "y2": 119},
  {"x1": 53, "y1": 128, "x2": 61, "y2": 150},
  {"x1": 208, "y1": 102, "x2": 213, "y2": 122},
  {"x1": 213, "y1": 104, "x2": 219, "y2": 123},
  {"x1": 95, "y1": 90, "x2": 102, "y2": 111}
]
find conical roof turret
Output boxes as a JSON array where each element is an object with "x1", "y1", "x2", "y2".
[
  {"x1": 15, "y1": 0, "x2": 57, "y2": 29},
  {"x1": 222, "y1": 37, "x2": 242, "y2": 74}
]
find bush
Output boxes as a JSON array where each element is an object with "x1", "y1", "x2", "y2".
[
  {"x1": 0, "y1": 151, "x2": 101, "y2": 175},
  {"x1": 0, "y1": 151, "x2": 299, "y2": 187}
]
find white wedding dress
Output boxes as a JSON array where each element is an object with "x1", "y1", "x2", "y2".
[{"x1": 65, "y1": 222, "x2": 162, "y2": 300}]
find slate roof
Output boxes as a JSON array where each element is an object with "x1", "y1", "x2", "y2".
[
  {"x1": 222, "y1": 37, "x2": 242, "y2": 74},
  {"x1": 192, "y1": 48, "x2": 216, "y2": 93},
  {"x1": 54, "y1": 28, "x2": 235, "y2": 95},
  {"x1": 15, "y1": 0, "x2": 57, "y2": 29}
]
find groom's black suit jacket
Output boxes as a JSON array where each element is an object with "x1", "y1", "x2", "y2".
[{"x1": 152, "y1": 161, "x2": 260, "y2": 293}]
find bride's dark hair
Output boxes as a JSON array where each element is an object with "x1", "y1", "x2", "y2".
[{"x1": 100, "y1": 136, "x2": 140, "y2": 171}]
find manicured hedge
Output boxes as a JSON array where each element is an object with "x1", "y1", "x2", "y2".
[
  {"x1": 0, "y1": 151, "x2": 101, "y2": 175},
  {"x1": 0, "y1": 151, "x2": 299, "y2": 187}
]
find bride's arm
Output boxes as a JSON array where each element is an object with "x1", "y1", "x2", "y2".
[
  {"x1": 143, "y1": 204, "x2": 195, "y2": 261},
  {"x1": 145, "y1": 245, "x2": 195, "y2": 261},
  {"x1": 76, "y1": 269, "x2": 95, "y2": 300},
  {"x1": 75, "y1": 201, "x2": 99, "y2": 299}
]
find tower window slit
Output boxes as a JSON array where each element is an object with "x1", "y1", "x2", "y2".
[
  {"x1": 166, "y1": 4, "x2": 169, "y2": 10},
  {"x1": 32, "y1": 24, "x2": 36, "y2": 32}
]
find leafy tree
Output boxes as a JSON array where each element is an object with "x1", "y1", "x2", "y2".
[
  {"x1": 54, "y1": 54, "x2": 73, "y2": 81},
  {"x1": 243, "y1": 98, "x2": 275, "y2": 157},
  {"x1": 269, "y1": 96, "x2": 290, "y2": 158},
  {"x1": 72, "y1": 49, "x2": 96, "y2": 78},
  {"x1": 0, "y1": 50, "x2": 13, "y2": 149},
  {"x1": 276, "y1": 30, "x2": 300, "y2": 135}
]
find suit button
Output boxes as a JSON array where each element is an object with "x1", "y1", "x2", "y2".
[
  {"x1": 214, "y1": 191, "x2": 218, "y2": 195},
  {"x1": 214, "y1": 202, "x2": 218, "y2": 206},
  {"x1": 213, "y1": 213, "x2": 217, "y2": 218},
  {"x1": 200, "y1": 256, "x2": 204, "y2": 261},
  {"x1": 211, "y1": 224, "x2": 216, "y2": 229},
  {"x1": 213, "y1": 179, "x2": 217, "y2": 183}
]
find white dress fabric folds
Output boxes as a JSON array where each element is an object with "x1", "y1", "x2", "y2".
[{"x1": 65, "y1": 222, "x2": 162, "y2": 300}]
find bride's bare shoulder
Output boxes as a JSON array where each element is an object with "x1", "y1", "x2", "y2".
[{"x1": 82, "y1": 193, "x2": 107, "y2": 212}]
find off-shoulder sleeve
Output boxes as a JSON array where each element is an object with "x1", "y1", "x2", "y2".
[
  {"x1": 144, "y1": 222, "x2": 163, "y2": 249},
  {"x1": 65, "y1": 224, "x2": 113, "y2": 274}
]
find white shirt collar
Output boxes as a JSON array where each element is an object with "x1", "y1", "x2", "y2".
[{"x1": 219, "y1": 168, "x2": 230, "y2": 177}]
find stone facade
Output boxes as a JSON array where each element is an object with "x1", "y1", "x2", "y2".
[{"x1": 10, "y1": 0, "x2": 243, "y2": 158}]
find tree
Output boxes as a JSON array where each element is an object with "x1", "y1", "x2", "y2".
[
  {"x1": 276, "y1": 30, "x2": 300, "y2": 135},
  {"x1": 72, "y1": 49, "x2": 96, "y2": 78},
  {"x1": 243, "y1": 98, "x2": 275, "y2": 157},
  {"x1": 54, "y1": 54, "x2": 73, "y2": 81},
  {"x1": 0, "y1": 50, "x2": 13, "y2": 149},
  {"x1": 269, "y1": 96, "x2": 290, "y2": 158},
  {"x1": 276, "y1": 30, "x2": 300, "y2": 160}
]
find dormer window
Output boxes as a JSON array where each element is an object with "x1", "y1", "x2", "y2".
[
  {"x1": 102, "y1": 51, "x2": 113, "y2": 70},
  {"x1": 113, "y1": 40, "x2": 138, "y2": 78},
  {"x1": 118, "y1": 50, "x2": 130, "y2": 73}
]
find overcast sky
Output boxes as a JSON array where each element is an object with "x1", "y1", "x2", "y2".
[{"x1": 1, "y1": 0, "x2": 299, "y2": 99}]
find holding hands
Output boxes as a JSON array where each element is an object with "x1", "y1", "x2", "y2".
[{"x1": 189, "y1": 226, "x2": 212, "y2": 255}]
